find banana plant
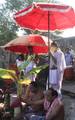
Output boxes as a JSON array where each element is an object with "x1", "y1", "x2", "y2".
[{"x1": 0, "y1": 68, "x2": 17, "y2": 80}]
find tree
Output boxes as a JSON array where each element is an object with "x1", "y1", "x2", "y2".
[
  {"x1": 0, "y1": 0, "x2": 32, "y2": 45},
  {"x1": 0, "y1": 5, "x2": 17, "y2": 45},
  {"x1": 0, "y1": 0, "x2": 61, "y2": 46}
]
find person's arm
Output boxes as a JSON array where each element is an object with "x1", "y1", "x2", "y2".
[
  {"x1": 27, "y1": 91, "x2": 44, "y2": 106},
  {"x1": 29, "y1": 99, "x2": 44, "y2": 106}
]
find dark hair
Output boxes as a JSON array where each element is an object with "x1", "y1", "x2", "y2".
[
  {"x1": 30, "y1": 81, "x2": 39, "y2": 93},
  {"x1": 49, "y1": 87, "x2": 58, "y2": 97},
  {"x1": 30, "y1": 81, "x2": 38, "y2": 88},
  {"x1": 35, "y1": 55, "x2": 39, "y2": 59},
  {"x1": 18, "y1": 54, "x2": 24, "y2": 60},
  {"x1": 51, "y1": 42, "x2": 58, "y2": 48}
]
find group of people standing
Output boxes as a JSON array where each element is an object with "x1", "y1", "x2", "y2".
[{"x1": 0, "y1": 39, "x2": 75, "y2": 120}]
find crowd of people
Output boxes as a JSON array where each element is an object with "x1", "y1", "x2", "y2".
[
  {"x1": 14, "y1": 41, "x2": 66, "y2": 120},
  {"x1": 0, "y1": 41, "x2": 75, "y2": 120}
]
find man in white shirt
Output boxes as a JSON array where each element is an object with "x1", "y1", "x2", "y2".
[
  {"x1": 65, "y1": 48, "x2": 74, "y2": 66},
  {"x1": 49, "y1": 42, "x2": 66, "y2": 98}
]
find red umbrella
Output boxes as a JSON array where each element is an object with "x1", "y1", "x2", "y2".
[
  {"x1": 13, "y1": 2, "x2": 75, "y2": 31},
  {"x1": 1, "y1": 34, "x2": 52, "y2": 54},
  {"x1": 13, "y1": 2, "x2": 75, "y2": 88},
  {"x1": 13, "y1": 2, "x2": 75, "y2": 58}
]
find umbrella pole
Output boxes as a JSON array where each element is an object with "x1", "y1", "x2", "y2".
[{"x1": 48, "y1": 11, "x2": 50, "y2": 89}]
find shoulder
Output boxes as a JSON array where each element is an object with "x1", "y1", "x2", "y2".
[
  {"x1": 55, "y1": 50, "x2": 64, "y2": 58},
  {"x1": 52, "y1": 98, "x2": 62, "y2": 107}
]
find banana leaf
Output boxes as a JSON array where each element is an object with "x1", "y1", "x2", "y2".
[
  {"x1": 0, "y1": 68, "x2": 16, "y2": 80},
  {"x1": 1, "y1": 74, "x2": 13, "y2": 79},
  {"x1": 18, "y1": 64, "x2": 48, "y2": 85},
  {"x1": 29, "y1": 64, "x2": 48, "y2": 75},
  {"x1": 17, "y1": 64, "x2": 48, "y2": 95},
  {"x1": 18, "y1": 55, "x2": 35, "y2": 71},
  {"x1": 18, "y1": 78, "x2": 31, "y2": 85}
]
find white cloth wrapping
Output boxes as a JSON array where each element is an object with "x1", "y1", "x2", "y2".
[
  {"x1": 49, "y1": 69, "x2": 58, "y2": 84},
  {"x1": 48, "y1": 49, "x2": 66, "y2": 97}
]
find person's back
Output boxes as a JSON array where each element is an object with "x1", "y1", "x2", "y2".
[
  {"x1": 50, "y1": 103, "x2": 64, "y2": 120},
  {"x1": 44, "y1": 88, "x2": 64, "y2": 120},
  {"x1": 56, "y1": 104, "x2": 64, "y2": 120}
]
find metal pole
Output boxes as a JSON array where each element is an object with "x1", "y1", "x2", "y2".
[{"x1": 48, "y1": 11, "x2": 51, "y2": 89}]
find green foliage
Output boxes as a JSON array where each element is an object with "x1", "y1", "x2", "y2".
[
  {"x1": 0, "y1": 68, "x2": 15, "y2": 78},
  {"x1": 0, "y1": 5, "x2": 17, "y2": 45},
  {"x1": 29, "y1": 64, "x2": 48, "y2": 75},
  {"x1": 0, "y1": 0, "x2": 31, "y2": 45},
  {"x1": 5, "y1": 0, "x2": 27, "y2": 11},
  {"x1": 0, "y1": 0, "x2": 60, "y2": 45}
]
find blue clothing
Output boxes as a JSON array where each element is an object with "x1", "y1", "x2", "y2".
[{"x1": 65, "y1": 52, "x2": 73, "y2": 66}]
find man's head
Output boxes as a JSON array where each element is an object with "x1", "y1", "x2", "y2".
[
  {"x1": 50, "y1": 42, "x2": 58, "y2": 53},
  {"x1": 34, "y1": 55, "x2": 40, "y2": 64},
  {"x1": 44, "y1": 87, "x2": 58, "y2": 102},
  {"x1": 18, "y1": 54, "x2": 24, "y2": 61},
  {"x1": 65, "y1": 48, "x2": 70, "y2": 53},
  {"x1": 29, "y1": 81, "x2": 39, "y2": 94}
]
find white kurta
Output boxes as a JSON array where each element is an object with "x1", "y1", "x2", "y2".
[
  {"x1": 49, "y1": 49, "x2": 66, "y2": 96},
  {"x1": 25, "y1": 61, "x2": 36, "y2": 81}
]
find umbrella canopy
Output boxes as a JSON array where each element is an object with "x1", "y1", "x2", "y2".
[
  {"x1": 1, "y1": 34, "x2": 52, "y2": 54},
  {"x1": 13, "y1": 2, "x2": 75, "y2": 31},
  {"x1": 13, "y1": 2, "x2": 75, "y2": 88}
]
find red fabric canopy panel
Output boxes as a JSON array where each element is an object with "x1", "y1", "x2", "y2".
[
  {"x1": 1, "y1": 34, "x2": 52, "y2": 54},
  {"x1": 13, "y1": 3, "x2": 75, "y2": 31}
]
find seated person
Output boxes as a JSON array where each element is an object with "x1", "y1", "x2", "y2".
[
  {"x1": 44, "y1": 87, "x2": 64, "y2": 120},
  {"x1": 20, "y1": 81, "x2": 45, "y2": 119},
  {"x1": 30, "y1": 87, "x2": 64, "y2": 120}
]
